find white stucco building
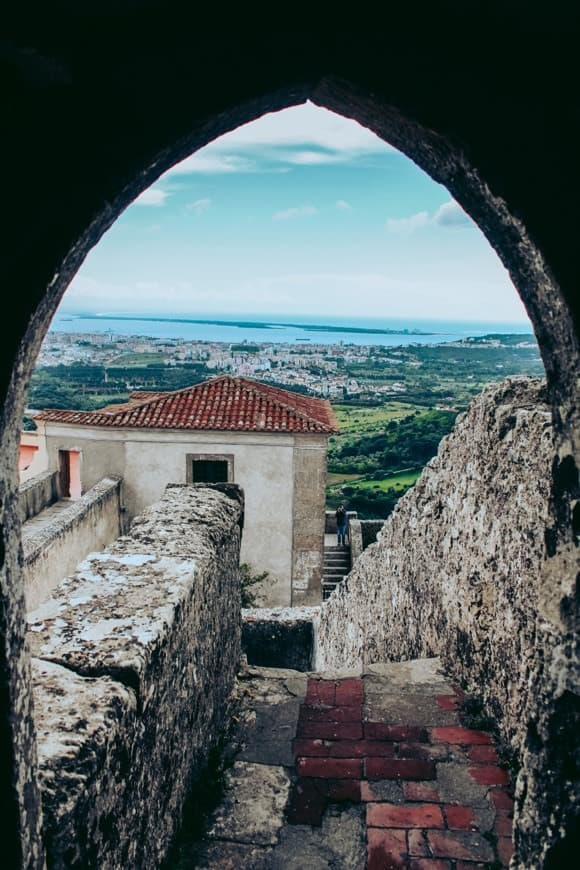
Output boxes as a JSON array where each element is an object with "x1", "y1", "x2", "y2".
[{"x1": 34, "y1": 376, "x2": 338, "y2": 606}]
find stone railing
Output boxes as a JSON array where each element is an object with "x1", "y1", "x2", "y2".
[
  {"x1": 23, "y1": 477, "x2": 123, "y2": 611},
  {"x1": 19, "y1": 469, "x2": 59, "y2": 522},
  {"x1": 27, "y1": 483, "x2": 244, "y2": 868}
]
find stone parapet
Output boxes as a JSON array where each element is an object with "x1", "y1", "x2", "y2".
[
  {"x1": 27, "y1": 483, "x2": 243, "y2": 869},
  {"x1": 23, "y1": 477, "x2": 123, "y2": 610},
  {"x1": 19, "y1": 469, "x2": 59, "y2": 522}
]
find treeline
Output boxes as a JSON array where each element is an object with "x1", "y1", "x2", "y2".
[
  {"x1": 26, "y1": 362, "x2": 316, "y2": 414},
  {"x1": 27, "y1": 362, "x2": 209, "y2": 410},
  {"x1": 329, "y1": 409, "x2": 457, "y2": 475},
  {"x1": 263, "y1": 380, "x2": 312, "y2": 396}
]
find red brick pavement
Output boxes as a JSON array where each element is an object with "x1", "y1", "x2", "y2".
[{"x1": 288, "y1": 677, "x2": 515, "y2": 868}]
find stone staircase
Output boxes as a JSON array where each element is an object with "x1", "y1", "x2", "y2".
[{"x1": 322, "y1": 543, "x2": 351, "y2": 600}]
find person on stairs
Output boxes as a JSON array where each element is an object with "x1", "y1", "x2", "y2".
[{"x1": 336, "y1": 503, "x2": 347, "y2": 547}]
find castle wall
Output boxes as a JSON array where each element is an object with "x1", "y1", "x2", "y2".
[
  {"x1": 315, "y1": 378, "x2": 554, "y2": 762},
  {"x1": 27, "y1": 484, "x2": 243, "y2": 868}
]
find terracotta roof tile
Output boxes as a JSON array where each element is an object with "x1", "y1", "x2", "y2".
[{"x1": 34, "y1": 376, "x2": 339, "y2": 434}]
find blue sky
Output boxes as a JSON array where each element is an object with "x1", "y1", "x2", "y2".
[{"x1": 60, "y1": 102, "x2": 530, "y2": 325}]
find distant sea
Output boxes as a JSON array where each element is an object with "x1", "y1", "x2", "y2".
[{"x1": 50, "y1": 312, "x2": 534, "y2": 348}]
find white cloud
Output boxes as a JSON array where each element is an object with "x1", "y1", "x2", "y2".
[
  {"x1": 386, "y1": 211, "x2": 430, "y2": 234},
  {"x1": 433, "y1": 200, "x2": 473, "y2": 228},
  {"x1": 386, "y1": 200, "x2": 474, "y2": 235},
  {"x1": 187, "y1": 197, "x2": 211, "y2": 215},
  {"x1": 273, "y1": 205, "x2": 318, "y2": 221},
  {"x1": 283, "y1": 149, "x2": 342, "y2": 165},
  {"x1": 209, "y1": 102, "x2": 390, "y2": 153},
  {"x1": 134, "y1": 188, "x2": 168, "y2": 207},
  {"x1": 169, "y1": 153, "x2": 256, "y2": 174},
  {"x1": 336, "y1": 200, "x2": 352, "y2": 210},
  {"x1": 166, "y1": 102, "x2": 394, "y2": 175}
]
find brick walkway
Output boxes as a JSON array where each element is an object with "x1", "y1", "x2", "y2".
[
  {"x1": 289, "y1": 671, "x2": 513, "y2": 868},
  {"x1": 174, "y1": 659, "x2": 514, "y2": 869}
]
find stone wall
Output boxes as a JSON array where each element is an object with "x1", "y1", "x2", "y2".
[
  {"x1": 19, "y1": 469, "x2": 59, "y2": 522},
  {"x1": 27, "y1": 484, "x2": 243, "y2": 868},
  {"x1": 315, "y1": 378, "x2": 554, "y2": 761},
  {"x1": 23, "y1": 477, "x2": 123, "y2": 611}
]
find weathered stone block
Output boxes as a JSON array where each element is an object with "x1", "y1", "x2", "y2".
[{"x1": 242, "y1": 606, "x2": 317, "y2": 671}]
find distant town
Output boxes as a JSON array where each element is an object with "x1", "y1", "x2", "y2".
[{"x1": 34, "y1": 329, "x2": 541, "y2": 406}]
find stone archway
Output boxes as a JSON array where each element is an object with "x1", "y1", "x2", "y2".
[{"x1": 1, "y1": 18, "x2": 577, "y2": 868}]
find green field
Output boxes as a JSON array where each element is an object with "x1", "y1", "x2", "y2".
[
  {"x1": 353, "y1": 469, "x2": 422, "y2": 492},
  {"x1": 326, "y1": 472, "x2": 363, "y2": 486},
  {"x1": 327, "y1": 468, "x2": 421, "y2": 496},
  {"x1": 108, "y1": 352, "x2": 167, "y2": 366},
  {"x1": 326, "y1": 468, "x2": 422, "y2": 519},
  {"x1": 332, "y1": 402, "x2": 417, "y2": 434}
]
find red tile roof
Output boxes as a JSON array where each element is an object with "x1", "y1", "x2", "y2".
[{"x1": 34, "y1": 376, "x2": 339, "y2": 434}]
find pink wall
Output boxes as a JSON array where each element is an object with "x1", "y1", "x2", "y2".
[
  {"x1": 69, "y1": 451, "x2": 82, "y2": 498},
  {"x1": 19, "y1": 444, "x2": 38, "y2": 472}
]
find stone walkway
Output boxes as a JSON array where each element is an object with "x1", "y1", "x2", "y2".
[{"x1": 174, "y1": 658, "x2": 514, "y2": 869}]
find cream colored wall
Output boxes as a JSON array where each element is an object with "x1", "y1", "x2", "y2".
[{"x1": 41, "y1": 424, "x2": 298, "y2": 606}]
